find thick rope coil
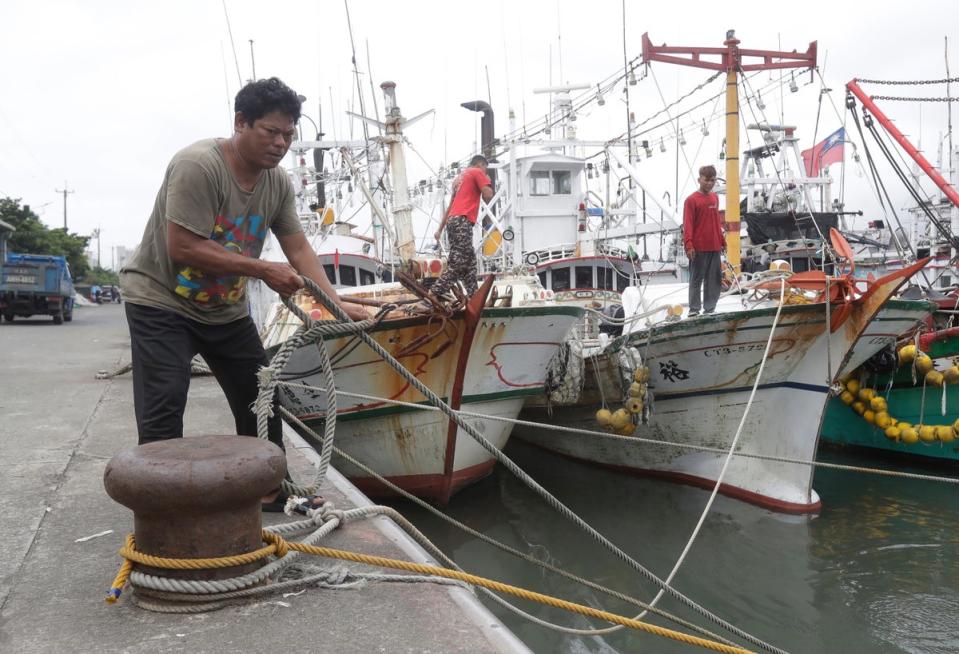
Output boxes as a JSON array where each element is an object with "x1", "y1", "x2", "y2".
[{"x1": 108, "y1": 529, "x2": 753, "y2": 653}]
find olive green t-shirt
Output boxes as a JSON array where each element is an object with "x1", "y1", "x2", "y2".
[{"x1": 120, "y1": 138, "x2": 301, "y2": 324}]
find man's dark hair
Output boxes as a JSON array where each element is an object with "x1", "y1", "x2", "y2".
[
  {"x1": 469, "y1": 154, "x2": 488, "y2": 167},
  {"x1": 699, "y1": 165, "x2": 717, "y2": 179},
  {"x1": 234, "y1": 77, "x2": 302, "y2": 126}
]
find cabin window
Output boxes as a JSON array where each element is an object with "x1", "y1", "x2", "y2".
[
  {"x1": 530, "y1": 171, "x2": 552, "y2": 196},
  {"x1": 551, "y1": 267, "x2": 571, "y2": 291},
  {"x1": 359, "y1": 269, "x2": 375, "y2": 286},
  {"x1": 323, "y1": 264, "x2": 337, "y2": 284},
  {"x1": 597, "y1": 267, "x2": 613, "y2": 290},
  {"x1": 339, "y1": 266, "x2": 357, "y2": 286},
  {"x1": 381, "y1": 268, "x2": 393, "y2": 282},
  {"x1": 552, "y1": 171, "x2": 572, "y2": 194},
  {"x1": 537, "y1": 271, "x2": 547, "y2": 288},
  {"x1": 575, "y1": 266, "x2": 593, "y2": 289},
  {"x1": 615, "y1": 270, "x2": 631, "y2": 292}
]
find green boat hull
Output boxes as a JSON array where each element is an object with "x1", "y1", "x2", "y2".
[{"x1": 821, "y1": 386, "x2": 959, "y2": 463}]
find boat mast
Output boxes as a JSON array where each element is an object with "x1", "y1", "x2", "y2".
[{"x1": 641, "y1": 31, "x2": 817, "y2": 272}]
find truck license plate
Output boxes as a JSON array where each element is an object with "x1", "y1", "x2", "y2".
[{"x1": 5, "y1": 274, "x2": 36, "y2": 284}]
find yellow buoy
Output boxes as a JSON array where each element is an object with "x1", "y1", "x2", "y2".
[
  {"x1": 863, "y1": 410, "x2": 876, "y2": 424},
  {"x1": 915, "y1": 354, "x2": 934, "y2": 375},
  {"x1": 884, "y1": 426, "x2": 901, "y2": 441},
  {"x1": 936, "y1": 425, "x2": 953, "y2": 442},
  {"x1": 852, "y1": 401, "x2": 866, "y2": 415},
  {"x1": 875, "y1": 412, "x2": 891, "y2": 429},
  {"x1": 610, "y1": 408, "x2": 630, "y2": 430},
  {"x1": 618, "y1": 423, "x2": 636, "y2": 436},
  {"x1": 869, "y1": 396, "x2": 887, "y2": 412},
  {"x1": 625, "y1": 398, "x2": 644, "y2": 414},
  {"x1": 898, "y1": 344, "x2": 917, "y2": 365},
  {"x1": 846, "y1": 379, "x2": 861, "y2": 395},
  {"x1": 628, "y1": 382, "x2": 643, "y2": 398},
  {"x1": 897, "y1": 421, "x2": 912, "y2": 431},
  {"x1": 634, "y1": 367, "x2": 650, "y2": 383},
  {"x1": 919, "y1": 425, "x2": 937, "y2": 443},
  {"x1": 925, "y1": 370, "x2": 944, "y2": 387},
  {"x1": 840, "y1": 391, "x2": 855, "y2": 405},
  {"x1": 858, "y1": 388, "x2": 876, "y2": 402},
  {"x1": 595, "y1": 408, "x2": 612, "y2": 427},
  {"x1": 944, "y1": 366, "x2": 959, "y2": 384},
  {"x1": 900, "y1": 427, "x2": 919, "y2": 444}
]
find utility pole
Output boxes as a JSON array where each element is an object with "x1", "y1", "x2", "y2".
[
  {"x1": 54, "y1": 181, "x2": 75, "y2": 230},
  {"x1": 91, "y1": 227, "x2": 101, "y2": 269}
]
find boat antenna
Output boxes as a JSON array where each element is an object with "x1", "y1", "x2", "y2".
[
  {"x1": 219, "y1": 41, "x2": 233, "y2": 127},
  {"x1": 365, "y1": 39, "x2": 381, "y2": 124},
  {"x1": 556, "y1": 0, "x2": 564, "y2": 83},
  {"x1": 621, "y1": 0, "x2": 634, "y2": 178},
  {"x1": 947, "y1": 37, "x2": 954, "y2": 163},
  {"x1": 485, "y1": 65, "x2": 493, "y2": 107},
  {"x1": 221, "y1": 0, "x2": 242, "y2": 86},
  {"x1": 343, "y1": 0, "x2": 370, "y2": 145},
  {"x1": 500, "y1": 0, "x2": 512, "y2": 114},
  {"x1": 248, "y1": 39, "x2": 256, "y2": 81}
]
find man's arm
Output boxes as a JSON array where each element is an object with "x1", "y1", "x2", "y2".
[
  {"x1": 682, "y1": 198, "x2": 696, "y2": 259},
  {"x1": 167, "y1": 221, "x2": 302, "y2": 296},
  {"x1": 276, "y1": 230, "x2": 368, "y2": 320}
]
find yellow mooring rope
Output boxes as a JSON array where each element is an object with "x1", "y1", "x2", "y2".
[{"x1": 107, "y1": 531, "x2": 754, "y2": 654}]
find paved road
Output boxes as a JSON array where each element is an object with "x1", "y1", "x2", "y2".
[{"x1": 0, "y1": 302, "x2": 525, "y2": 653}]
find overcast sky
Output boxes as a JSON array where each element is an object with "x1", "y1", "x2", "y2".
[{"x1": 0, "y1": 0, "x2": 955, "y2": 264}]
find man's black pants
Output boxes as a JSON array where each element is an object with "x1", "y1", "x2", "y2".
[
  {"x1": 688, "y1": 250, "x2": 722, "y2": 314},
  {"x1": 125, "y1": 302, "x2": 283, "y2": 449}
]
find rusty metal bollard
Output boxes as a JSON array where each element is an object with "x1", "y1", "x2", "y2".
[{"x1": 104, "y1": 435, "x2": 286, "y2": 581}]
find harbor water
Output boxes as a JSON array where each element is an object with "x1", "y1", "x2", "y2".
[{"x1": 387, "y1": 438, "x2": 959, "y2": 653}]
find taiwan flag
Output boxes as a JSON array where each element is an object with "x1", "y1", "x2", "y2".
[{"x1": 802, "y1": 127, "x2": 846, "y2": 176}]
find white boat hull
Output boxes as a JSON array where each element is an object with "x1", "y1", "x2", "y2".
[
  {"x1": 267, "y1": 293, "x2": 584, "y2": 502},
  {"x1": 518, "y1": 265, "x2": 928, "y2": 512}
]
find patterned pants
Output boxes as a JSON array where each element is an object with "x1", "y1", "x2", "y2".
[{"x1": 431, "y1": 215, "x2": 478, "y2": 297}]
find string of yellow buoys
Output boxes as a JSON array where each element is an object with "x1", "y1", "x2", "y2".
[
  {"x1": 839, "y1": 344, "x2": 959, "y2": 445},
  {"x1": 595, "y1": 365, "x2": 651, "y2": 435}
]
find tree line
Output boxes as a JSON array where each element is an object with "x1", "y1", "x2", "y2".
[{"x1": 0, "y1": 197, "x2": 115, "y2": 282}]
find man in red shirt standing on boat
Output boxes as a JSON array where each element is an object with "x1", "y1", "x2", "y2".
[
  {"x1": 431, "y1": 154, "x2": 494, "y2": 300},
  {"x1": 683, "y1": 165, "x2": 725, "y2": 316}
]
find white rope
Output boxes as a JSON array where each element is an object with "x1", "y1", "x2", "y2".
[
  {"x1": 270, "y1": 278, "x2": 783, "y2": 652},
  {"x1": 276, "y1": 406, "x2": 735, "y2": 644},
  {"x1": 638, "y1": 278, "x2": 788, "y2": 619},
  {"x1": 274, "y1": 380, "x2": 959, "y2": 486}
]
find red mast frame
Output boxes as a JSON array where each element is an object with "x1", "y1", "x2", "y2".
[{"x1": 846, "y1": 80, "x2": 959, "y2": 209}]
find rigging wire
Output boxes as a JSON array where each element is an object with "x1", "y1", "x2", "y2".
[
  {"x1": 738, "y1": 72, "x2": 836, "y2": 269},
  {"x1": 221, "y1": 0, "x2": 243, "y2": 87}
]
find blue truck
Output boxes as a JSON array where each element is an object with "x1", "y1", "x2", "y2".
[{"x1": 0, "y1": 253, "x2": 75, "y2": 324}]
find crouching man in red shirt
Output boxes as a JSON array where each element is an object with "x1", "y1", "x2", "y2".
[{"x1": 683, "y1": 165, "x2": 725, "y2": 316}]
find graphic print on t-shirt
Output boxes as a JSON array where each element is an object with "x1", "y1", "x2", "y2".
[{"x1": 174, "y1": 213, "x2": 267, "y2": 305}]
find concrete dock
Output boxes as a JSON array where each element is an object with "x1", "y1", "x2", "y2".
[{"x1": 0, "y1": 303, "x2": 529, "y2": 653}]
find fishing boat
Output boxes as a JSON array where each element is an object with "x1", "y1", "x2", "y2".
[
  {"x1": 819, "y1": 83, "x2": 959, "y2": 462},
  {"x1": 507, "y1": 33, "x2": 935, "y2": 512},
  {"x1": 255, "y1": 82, "x2": 584, "y2": 502}
]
